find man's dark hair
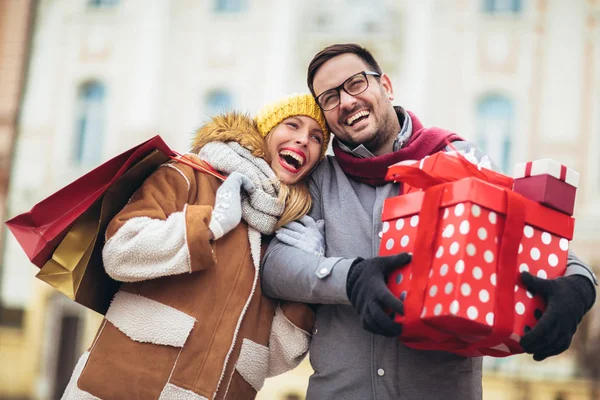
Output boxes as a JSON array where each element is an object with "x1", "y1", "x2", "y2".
[{"x1": 307, "y1": 43, "x2": 383, "y2": 96}]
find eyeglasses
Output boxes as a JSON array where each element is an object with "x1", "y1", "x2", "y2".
[{"x1": 315, "y1": 71, "x2": 381, "y2": 111}]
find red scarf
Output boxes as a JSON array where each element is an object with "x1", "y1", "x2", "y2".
[{"x1": 333, "y1": 109, "x2": 463, "y2": 186}]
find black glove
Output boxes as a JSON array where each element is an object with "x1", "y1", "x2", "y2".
[
  {"x1": 346, "y1": 253, "x2": 412, "y2": 337},
  {"x1": 519, "y1": 272, "x2": 597, "y2": 361}
]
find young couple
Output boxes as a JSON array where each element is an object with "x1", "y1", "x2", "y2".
[{"x1": 63, "y1": 44, "x2": 597, "y2": 400}]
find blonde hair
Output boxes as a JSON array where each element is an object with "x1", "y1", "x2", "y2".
[{"x1": 191, "y1": 112, "x2": 312, "y2": 229}]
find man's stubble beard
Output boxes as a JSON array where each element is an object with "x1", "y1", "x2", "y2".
[{"x1": 334, "y1": 116, "x2": 396, "y2": 155}]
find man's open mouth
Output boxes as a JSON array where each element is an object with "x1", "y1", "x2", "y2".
[
  {"x1": 279, "y1": 149, "x2": 305, "y2": 172},
  {"x1": 345, "y1": 110, "x2": 370, "y2": 126}
]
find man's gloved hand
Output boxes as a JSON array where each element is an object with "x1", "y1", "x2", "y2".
[
  {"x1": 209, "y1": 172, "x2": 255, "y2": 240},
  {"x1": 346, "y1": 253, "x2": 412, "y2": 337},
  {"x1": 276, "y1": 215, "x2": 325, "y2": 256},
  {"x1": 519, "y1": 272, "x2": 597, "y2": 361}
]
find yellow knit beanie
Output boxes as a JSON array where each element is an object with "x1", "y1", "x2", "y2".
[{"x1": 255, "y1": 93, "x2": 330, "y2": 159}]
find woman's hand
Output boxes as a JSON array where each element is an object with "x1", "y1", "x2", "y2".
[
  {"x1": 208, "y1": 172, "x2": 255, "y2": 240},
  {"x1": 276, "y1": 215, "x2": 325, "y2": 256}
]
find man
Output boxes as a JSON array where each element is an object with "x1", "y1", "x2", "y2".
[{"x1": 261, "y1": 44, "x2": 597, "y2": 399}]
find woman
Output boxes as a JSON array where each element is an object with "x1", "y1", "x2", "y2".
[{"x1": 62, "y1": 93, "x2": 329, "y2": 399}]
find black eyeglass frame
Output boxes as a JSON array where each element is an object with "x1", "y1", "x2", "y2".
[{"x1": 314, "y1": 71, "x2": 381, "y2": 111}]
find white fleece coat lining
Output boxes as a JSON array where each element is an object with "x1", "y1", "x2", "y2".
[
  {"x1": 266, "y1": 304, "x2": 311, "y2": 377},
  {"x1": 215, "y1": 227, "x2": 262, "y2": 398},
  {"x1": 158, "y1": 383, "x2": 209, "y2": 400},
  {"x1": 60, "y1": 352, "x2": 100, "y2": 400},
  {"x1": 102, "y1": 211, "x2": 192, "y2": 282},
  {"x1": 105, "y1": 290, "x2": 195, "y2": 347},
  {"x1": 234, "y1": 338, "x2": 270, "y2": 391}
]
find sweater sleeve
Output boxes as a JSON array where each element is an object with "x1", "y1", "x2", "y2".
[
  {"x1": 565, "y1": 249, "x2": 598, "y2": 285},
  {"x1": 102, "y1": 163, "x2": 217, "y2": 282},
  {"x1": 261, "y1": 171, "x2": 354, "y2": 304}
]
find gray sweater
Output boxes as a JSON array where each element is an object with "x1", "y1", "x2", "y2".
[{"x1": 261, "y1": 144, "x2": 595, "y2": 400}]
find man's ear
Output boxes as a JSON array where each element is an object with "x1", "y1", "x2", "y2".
[{"x1": 381, "y1": 73, "x2": 395, "y2": 101}]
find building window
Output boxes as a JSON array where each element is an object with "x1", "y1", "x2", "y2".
[
  {"x1": 204, "y1": 89, "x2": 233, "y2": 118},
  {"x1": 483, "y1": 0, "x2": 522, "y2": 14},
  {"x1": 88, "y1": 0, "x2": 119, "y2": 7},
  {"x1": 476, "y1": 94, "x2": 514, "y2": 173},
  {"x1": 215, "y1": 0, "x2": 246, "y2": 13},
  {"x1": 74, "y1": 81, "x2": 106, "y2": 166}
]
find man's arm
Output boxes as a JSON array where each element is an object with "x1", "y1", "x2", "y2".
[
  {"x1": 261, "y1": 237, "x2": 354, "y2": 304},
  {"x1": 565, "y1": 249, "x2": 599, "y2": 285},
  {"x1": 261, "y1": 168, "x2": 354, "y2": 304}
]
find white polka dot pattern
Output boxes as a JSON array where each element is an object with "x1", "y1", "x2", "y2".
[
  {"x1": 440, "y1": 264, "x2": 449, "y2": 276},
  {"x1": 450, "y1": 300, "x2": 460, "y2": 315},
  {"x1": 396, "y1": 219, "x2": 404, "y2": 231},
  {"x1": 410, "y1": 215, "x2": 419, "y2": 227},
  {"x1": 466, "y1": 244, "x2": 476, "y2": 256},
  {"x1": 479, "y1": 289, "x2": 490, "y2": 303},
  {"x1": 449, "y1": 242, "x2": 460, "y2": 255},
  {"x1": 477, "y1": 227, "x2": 487, "y2": 241},
  {"x1": 459, "y1": 221, "x2": 470, "y2": 234},
  {"x1": 385, "y1": 239, "x2": 394, "y2": 250},
  {"x1": 442, "y1": 224, "x2": 455, "y2": 238},
  {"x1": 436, "y1": 246, "x2": 444, "y2": 258},
  {"x1": 379, "y1": 199, "x2": 571, "y2": 355},
  {"x1": 401, "y1": 235, "x2": 410, "y2": 247},
  {"x1": 382, "y1": 222, "x2": 390, "y2": 233}
]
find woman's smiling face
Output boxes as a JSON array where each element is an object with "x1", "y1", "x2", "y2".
[{"x1": 266, "y1": 115, "x2": 324, "y2": 184}]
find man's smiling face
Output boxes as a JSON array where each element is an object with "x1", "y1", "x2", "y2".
[{"x1": 312, "y1": 53, "x2": 398, "y2": 155}]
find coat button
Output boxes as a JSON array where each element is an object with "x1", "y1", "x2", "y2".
[
  {"x1": 313, "y1": 328, "x2": 318, "y2": 334},
  {"x1": 378, "y1": 231, "x2": 383, "y2": 238},
  {"x1": 319, "y1": 268, "x2": 328, "y2": 275},
  {"x1": 377, "y1": 368, "x2": 385, "y2": 377}
]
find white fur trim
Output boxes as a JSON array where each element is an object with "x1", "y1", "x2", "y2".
[
  {"x1": 60, "y1": 352, "x2": 100, "y2": 400},
  {"x1": 106, "y1": 291, "x2": 195, "y2": 347},
  {"x1": 158, "y1": 383, "x2": 208, "y2": 400},
  {"x1": 160, "y1": 163, "x2": 191, "y2": 191},
  {"x1": 103, "y1": 211, "x2": 192, "y2": 282},
  {"x1": 235, "y1": 338, "x2": 269, "y2": 391},
  {"x1": 248, "y1": 226, "x2": 261, "y2": 269},
  {"x1": 215, "y1": 226, "x2": 261, "y2": 397},
  {"x1": 266, "y1": 304, "x2": 311, "y2": 377}
]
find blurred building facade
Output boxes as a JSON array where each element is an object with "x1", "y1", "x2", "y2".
[
  {"x1": 0, "y1": 0, "x2": 37, "y2": 399},
  {"x1": 1, "y1": 0, "x2": 599, "y2": 399}
]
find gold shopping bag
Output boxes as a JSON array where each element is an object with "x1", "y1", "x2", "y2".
[{"x1": 36, "y1": 150, "x2": 170, "y2": 314}]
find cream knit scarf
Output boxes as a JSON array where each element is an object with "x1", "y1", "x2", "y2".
[{"x1": 198, "y1": 141, "x2": 284, "y2": 235}]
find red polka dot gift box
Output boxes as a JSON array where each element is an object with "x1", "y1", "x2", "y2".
[
  {"x1": 513, "y1": 159, "x2": 579, "y2": 216},
  {"x1": 379, "y1": 154, "x2": 575, "y2": 357}
]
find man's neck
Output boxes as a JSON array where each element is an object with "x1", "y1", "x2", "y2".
[{"x1": 370, "y1": 134, "x2": 397, "y2": 156}]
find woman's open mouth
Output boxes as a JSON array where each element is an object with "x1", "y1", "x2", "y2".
[{"x1": 278, "y1": 148, "x2": 306, "y2": 173}]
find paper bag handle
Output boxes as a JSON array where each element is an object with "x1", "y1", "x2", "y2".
[{"x1": 169, "y1": 152, "x2": 226, "y2": 181}]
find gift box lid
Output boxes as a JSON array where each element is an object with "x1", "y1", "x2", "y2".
[
  {"x1": 513, "y1": 159, "x2": 579, "y2": 188},
  {"x1": 386, "y1": 151, "x2": 514, "y2": 190},
  {"x1": 382, "y1": 177, "x2": 575, "y2": 240}
]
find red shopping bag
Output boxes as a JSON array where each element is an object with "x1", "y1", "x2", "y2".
[
  {"x1": 5, "y1": 135, "x2": 223, "y2": 269},
  {"x1": 5, "y1": 135, "x2": 224, "y2": 314}
]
